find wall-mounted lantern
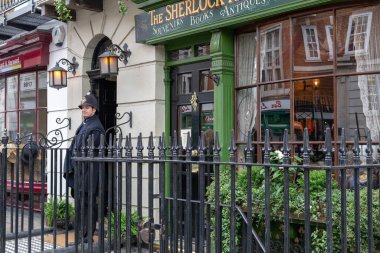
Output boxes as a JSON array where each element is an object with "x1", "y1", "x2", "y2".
[
  {"x1": 98, "y1": 43, "x2": 131, "y2": 76},
  {"x1": 48, "y1": 57, "x2": 79, "y2": 90}
]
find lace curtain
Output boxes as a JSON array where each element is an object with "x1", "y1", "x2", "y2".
[
  {"x1": 237, "y1": 33, "x2": 257, "y2": 141},
  {"x1": 354, "y1": 10, "x2": 380, "y2": 141}
]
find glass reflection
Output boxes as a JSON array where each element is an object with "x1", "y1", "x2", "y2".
[
  {"x1": 260, "y1": 20, "x2": 291, "y2": 81},
  {"x1": 177, "y1": 73, "x2": 192, "y2": 95},
  {"x1": 260, "y1": 83, "x2": 290, "y2": 142},
  {"x1": 337, "y1": 75, "x2": 380, "y2": 142},
  {"x1": 336, "y1": 6, "x2": 380, "y2": 74},
  {"x1": 294, "y1": 77, "x2": 334, "y2": 142},
  {"x1": 292, "y1": 11, "x2": 333, "y2": 77}
]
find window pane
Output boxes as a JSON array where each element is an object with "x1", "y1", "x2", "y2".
[
  {"x1": 294, "y1": 77, "x2": 334, "y2": 142},
  {"x1": 0, "y1": 78, "x2": 5, "y2": 112},
  {"x1": 38, "y1": 71, "x2": 47, "y2": 108},
  {"x1": 200, "y1": 70, "x2": 213, "y2": 92},
  {"x1": 337, "y1": 75, "x2": 380, "y2": 142},
  {"x1": 38, "y1": 108, "x2": 47, "y2": 137},
  {"x1": 0, "y1": 113, "x2": 4, "y2": 134},
  {"x1": 168, "y1": 47, "x2": 192, "y2": 61},
  {"x1": 336, "y1": 6, "x2": 379, "y2": 74},
  {"x1": 260, "y1": 20, "x2": 290, "y2": 82},
  {"x1": 260, "y1": 83, "x2": 290, "y2": 142},
  {"x1": 20, "y1": 110, "x2": 35, "y2": 137},
  {"x1": 7, "y1": 111, "x2": 18, "y2": 141},
  {"x1": 292, "y1": 11, "x2": 333, "y2": 77},
  {"x1": 195, "y1": 43, "x2": 210, "y2": 57},
  {"x1": 6, "y1": 75, "x2": 18, "y2": 110},
  {"x1": 237, "y1": 32, "x2": 257, "y2": 86},
  {"x1": 177, "y1": 73, "x2": 192, "y2": 95},
  {"x1": 20, "y1": 72, "x2": 36, "y2": 110},
  {"x1": 237, "y1": 88, "x2": 258, "y2": 142}
]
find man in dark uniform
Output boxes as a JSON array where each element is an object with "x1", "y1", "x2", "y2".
[{"x1": 64, "y1": 93, "x2": 105, "y2": 243}]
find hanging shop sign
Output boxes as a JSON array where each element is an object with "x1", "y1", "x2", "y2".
[
  {"x1": 0, "y1": 56, "x2": 22, "y2": 73},
  {"x1": 135, "y1": 0, "x2": 296, "y2": 42}
]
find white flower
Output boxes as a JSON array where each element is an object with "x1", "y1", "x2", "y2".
[{"x1": 275, "y1": 150, "x2": 284, "y2": 159}]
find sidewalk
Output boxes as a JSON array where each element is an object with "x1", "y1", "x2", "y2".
[
  {"x1": 5, "y1": 236, "x2": 58, "y2": 253},
  {"x1": 4, "y1": 207, "x2": 153, "y2": 252}
]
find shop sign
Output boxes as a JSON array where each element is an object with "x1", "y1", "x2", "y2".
[
  {"x1": 0, "y1": 56, "x2": 22, "y2": 74},
  {"x1": 20, "y1": 73, "x2": 36, "y2": 92},
  {"x1": 202, "y1": 113, "x2": 214, "y2": 123},
  {"x1": 261, "y1": 99, "x2": 290, "y2": 111},
  {"x1": 135, "y1": 0, "x2": 295, "y2": 42}
]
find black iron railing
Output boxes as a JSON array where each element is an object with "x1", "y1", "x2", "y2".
[{"x1": 0, "y1": 127, "x2": 379, "y2": 252}]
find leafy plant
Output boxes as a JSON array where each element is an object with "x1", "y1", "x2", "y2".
[
  {"x1": 54, "y1": 0, "x2": 128, "y2": 21},
  {"x1": 118, "y1": 0, "x2": 128, "y2": 16},
  {"x1": 54, "y1": 0, "x2": 72, "y2": 21},
  {"x1": 45, "y1": 198, "x2": 75, "y2": 227},
  {"x1": 207, "y1": 150, "x2": 380, "y2": 252},
  {"x1": 106, "y1": 210, "x2": 140, "y2": 240}
]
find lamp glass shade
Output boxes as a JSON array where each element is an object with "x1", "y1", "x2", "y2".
[
  {"x1": 48, "y1": 65, "x2": 68, "y2": 89},
  {"x1": 99, "y1": 51, "x2": 119, "y2": 76}
]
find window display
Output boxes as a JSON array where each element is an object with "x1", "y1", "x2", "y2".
[{"x1": 236, "y1": 5, "x2": 380, "y2": 163}]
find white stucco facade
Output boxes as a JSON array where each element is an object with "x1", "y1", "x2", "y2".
[
  {"x1": 47, "y1": 1, "x2": 165, "y2": 143},
  {"x1": 45, "y1": 1, "x2": 165, "y2": 210}
]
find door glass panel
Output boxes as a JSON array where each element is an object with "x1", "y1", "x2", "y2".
[
  {"x1": 178, "y1": 105, "x2": 192, "y2": 146},
  {"x1": 201, "y1": 103, "x2": 214, "y2": 132},
  {"x1": 177, "y1": 73, "x2": 192, "y2": 95},
  {"x1": 200, "y1": 70, "x2": 214, "y2": 92}
]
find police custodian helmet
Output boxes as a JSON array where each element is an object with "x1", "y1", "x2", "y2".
[{"x1": 79, "y1": 93, "x2": 98, "y2": 109}]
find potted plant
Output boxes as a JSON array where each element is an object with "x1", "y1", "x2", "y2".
[{"x1": 45, "y1": 197, "x2": 75, "y2": 229}]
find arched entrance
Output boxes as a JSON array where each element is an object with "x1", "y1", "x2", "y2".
[{"x1": 86, "y1": 36, "x2": 117, "y2": 136}]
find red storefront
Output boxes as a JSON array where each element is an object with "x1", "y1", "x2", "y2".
[{"x1": 0, "y1": 30, "x2": 51, "y2": 211}]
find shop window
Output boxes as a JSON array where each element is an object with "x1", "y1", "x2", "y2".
[
  {"x1": 0, "y1": 71, "x2": 47, "y2": 141},
  {"x1": 260, "y1": 25, "x2": 283, "y2": 83},
  {"x1": 260, "y1": 83, "x2": 290, "y2": 142},
  {"x1": 337, "y1": 74, "x2": 380, "y2": 142},
  {"x1": 237, "y1": 32, "x2": 257, "y2": 87},
  {"x1": 345, "y1": 12, "x2": 372, "y2": 55},
  {"x1": 325, "y1": 25, "x2": 334, "y2": 60},
  {"x1": 236, "y1": 32, "x2": 259, "y2": 162},
  {"x1": 237, "y1": 87, "x2": 258, "y2": 142},
  {"x1": 294, "y1": 77, "x2": 334, "y2": 142},
  {"x1": 302, "y1": 25, "x2": 321, "y2": 61}
]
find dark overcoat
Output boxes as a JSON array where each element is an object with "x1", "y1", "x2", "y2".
[{"x1": 63, "y1": 115, "x2": 105, "y2": 195}]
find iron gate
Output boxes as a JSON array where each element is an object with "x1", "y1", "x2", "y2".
[{"x1": 0, "y1": 125, "x2": 380, "y2": 252}]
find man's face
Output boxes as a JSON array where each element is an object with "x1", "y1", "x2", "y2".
[{"x1": 82, "y1": 105, "x2": 96, "y2": 118}]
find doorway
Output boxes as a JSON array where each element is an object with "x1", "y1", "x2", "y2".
[
  {"x1": 170, "y1": 61, "x2": 214, "y2": 239},
  {"x1": 171, "y1": 61, "x2": 214, "y2": 147}
]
